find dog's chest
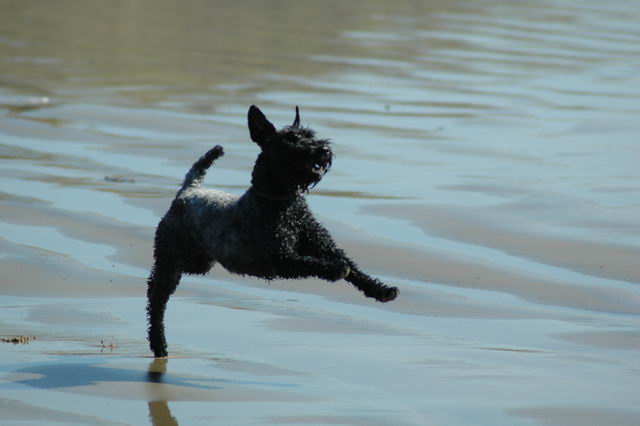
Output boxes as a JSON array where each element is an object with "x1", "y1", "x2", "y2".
[{"x1": 207, "y1": 196, "x2": 310, "y2": 278}]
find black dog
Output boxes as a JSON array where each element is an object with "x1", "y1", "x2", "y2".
[{"x1": 147, "y1": 106, "x2": 398, "y2": 357}]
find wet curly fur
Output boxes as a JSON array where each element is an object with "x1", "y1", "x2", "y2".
[{"x1": 147, "y1": 105, "x2": 398, "y2": 357}]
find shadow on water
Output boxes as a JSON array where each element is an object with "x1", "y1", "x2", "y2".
[
  {"x1": 4, "y1": 358, "x2": 184, "y2": 425},
  {"x1": 3, "y1": 358, "x2": 299, "y2": 425},
  {"x1": 6, "y1": 358, "x2": 220, "y2": 391},
  {"x1": 5, "y1": 357, "x2": 298, "y2": 391},
  {"x1": 10, "y1": 358, "x2": 183, "y2": 425}
]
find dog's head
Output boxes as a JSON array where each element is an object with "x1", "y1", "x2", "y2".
[{"x1": 248, "y1": 105, "x2": 333, "y2": 197}]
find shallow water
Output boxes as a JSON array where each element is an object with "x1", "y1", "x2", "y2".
[{"x1": 1, "y1": 0, "x2": 639, "y2": 425}]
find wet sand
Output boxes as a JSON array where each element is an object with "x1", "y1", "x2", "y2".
[{"x1": 1, "y1": 0, "x2": 640, "y2": 425}]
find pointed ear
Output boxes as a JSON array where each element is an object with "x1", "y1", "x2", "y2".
[
  {"x1": 291, "y1": 106, "x2": 300, "y2": 128},
  {"x1": 248, "y1": 105, "x2": 276, "y2": 145}
]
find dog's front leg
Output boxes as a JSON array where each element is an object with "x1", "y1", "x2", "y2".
[
  {"x1": 297, "y1": 220, "x2": 398, "y2": 302},
  {"x1": 299, "y1": 244, "x2": 398, "y2": 302},
  {"x1": 277, "y1": 251, "x2": 350, "y2": 282},
  {"x1": 279, "y1": 251, "x2": 397, "y2": 302},
  {"x1": 343, "y1": 264, "x2": 398, "y2": 302}
]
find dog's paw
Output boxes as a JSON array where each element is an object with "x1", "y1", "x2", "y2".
[
  {"x1": 376, "y1": 285, "x2": 398, "y2": 303},
  {"x1": 210, "y1": 145, "x2": 224, "y2": 157},
  {"x1": 150, "y1": 345, "x2": 168, "y2": 358}
]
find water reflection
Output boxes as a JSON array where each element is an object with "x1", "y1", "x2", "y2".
[
  {"x1": 148, "y1": 400, "x2": 179, "y2": 426},
  {"x1": 147, "y1": 359, "x2": 179, "y2": 426}
]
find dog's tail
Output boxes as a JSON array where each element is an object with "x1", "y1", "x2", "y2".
[{"x1": 180, "y1": 145, "x2": 224, "y2": 190}]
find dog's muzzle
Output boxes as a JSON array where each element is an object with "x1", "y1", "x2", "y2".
[{"x1": 312, "y1": 146, "x2": 333, "y2": 176}]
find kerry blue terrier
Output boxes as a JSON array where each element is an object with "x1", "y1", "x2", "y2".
[{"x1": 146, "y1": 105, "x2": 398, "y2": 357}]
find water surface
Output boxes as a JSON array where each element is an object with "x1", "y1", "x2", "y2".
[{"x1": 1, "y1": 0, "x2": 639, "y2": 425}]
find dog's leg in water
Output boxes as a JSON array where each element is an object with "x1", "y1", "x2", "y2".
[{"x1": 147, "y1": 262, "x2": 182, "y2": 357}]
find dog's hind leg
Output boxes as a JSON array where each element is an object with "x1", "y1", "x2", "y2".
[{"x1": 146, "y1": 261, "x2": 182, "y2": 357}]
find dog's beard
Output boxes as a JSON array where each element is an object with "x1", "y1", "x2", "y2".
[{"x1": 299, "y1": 156, "x2": 331, "y2": 192}]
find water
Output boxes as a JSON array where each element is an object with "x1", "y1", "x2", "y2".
[{"x1": 1, "y1": 0, "x2": 639, "y2": 425}]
